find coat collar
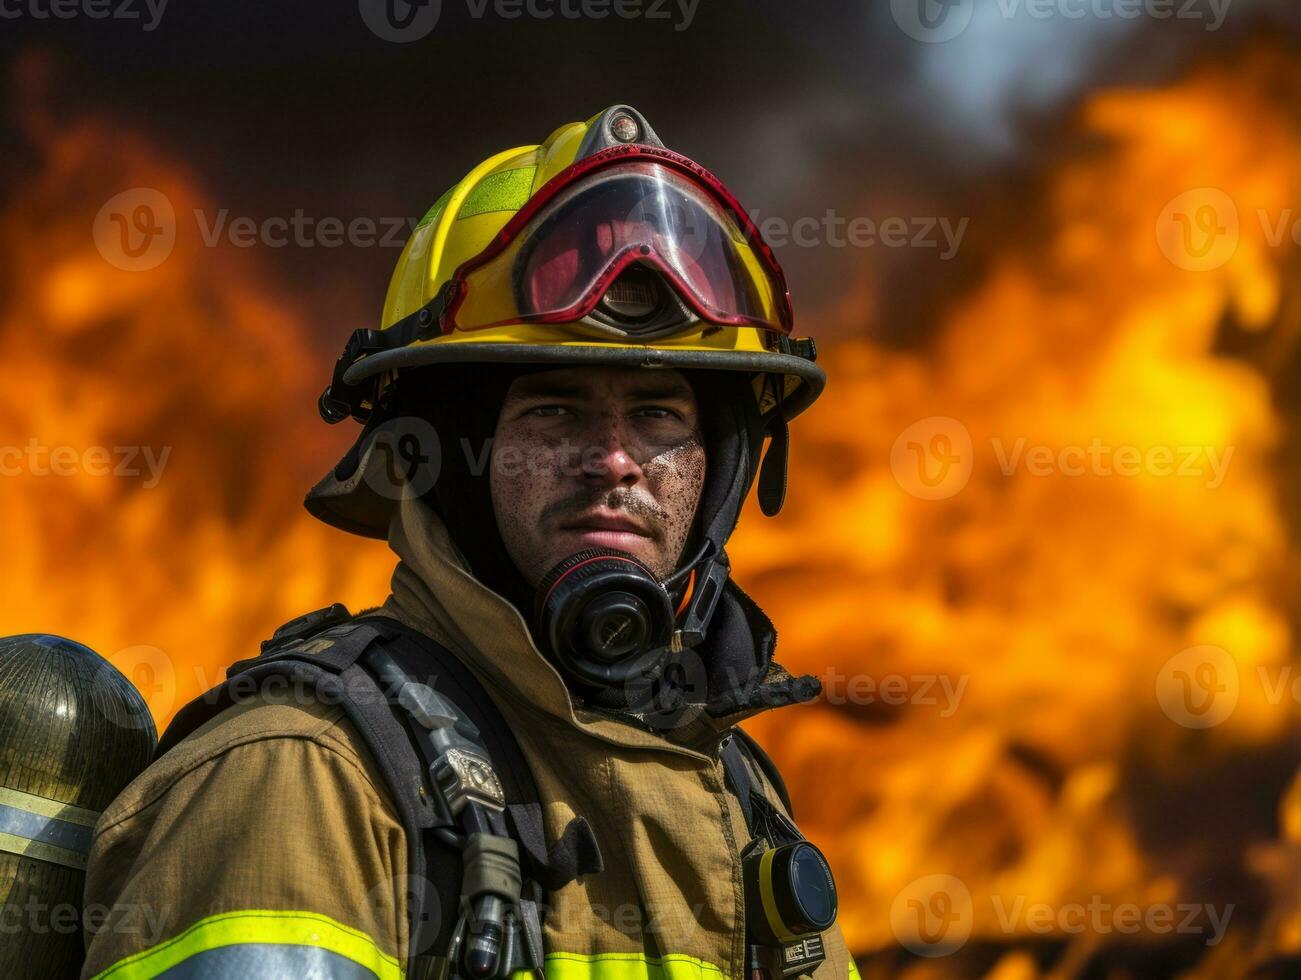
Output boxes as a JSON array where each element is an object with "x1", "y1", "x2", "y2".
[{"x1": 380, "y1": 495, "x2": 819, "y2": 761}]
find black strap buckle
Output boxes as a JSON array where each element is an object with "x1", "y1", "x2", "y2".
[
  {"x1": 318, "y1": 328, "x2": 388, "y2": 424},
  {"x1": 318, "y1": 287, "x2": 455, "y2": 425}
]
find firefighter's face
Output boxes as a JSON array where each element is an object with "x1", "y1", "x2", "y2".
[{"x1": 490, "y1": 367, "x2": 706, "y2": 586}]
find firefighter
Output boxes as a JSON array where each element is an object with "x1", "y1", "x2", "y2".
[{"x1": 80, "y1": 105, "x2": 856, "y2": 980}]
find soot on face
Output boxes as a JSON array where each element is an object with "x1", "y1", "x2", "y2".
[
  {"x1": 488, "y1": 368, "x2": 708, "y2": 586},
  {"x1": 643, "y1": 436, "x2": 707, "y2": 576}
]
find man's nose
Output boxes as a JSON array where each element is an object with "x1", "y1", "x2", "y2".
[{"x1": 580, "y1": 422, "x2": 643, "y2": 487}]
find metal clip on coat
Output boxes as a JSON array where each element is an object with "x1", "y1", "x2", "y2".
[{"x1": 368, "y1": 649, "x2": 541, "y2": 980}]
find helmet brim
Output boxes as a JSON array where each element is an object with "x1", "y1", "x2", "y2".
[{"x1": 341, "y1": 341, "x2": 825, "y2": 423}]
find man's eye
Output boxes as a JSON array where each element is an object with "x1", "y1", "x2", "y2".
[
  {"x1": 636, "y1": 407, "x2": 681, "y2": 421},
  {"x1": 530, "y1": 405, "x2": 569, "y2": 418}
]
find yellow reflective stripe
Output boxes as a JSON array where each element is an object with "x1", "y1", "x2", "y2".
[
  {"x1": 90, "y1": 909, "x2": 401, "y2": 980},
  {"x1": 427, "y1": 145, "x2": 535, "y2": 279},
  {"x1": 0, "y1": 786, "x2": 99, "y2": 870},
  {"x1": 524, "y1": 951, "x2": 726, "y2": 980},
  {"x1": 512, "y1": 948, "x2": 865, "y2": 980},
  {"x1": 0, "y1": 785, "x2": 100, "y2": 825},
  {"x1": 0, "y1": 830, "x2": 88, "y2": 870},
  {"x1": 459, "y1": 166, "x2": 537, "y2": 219},
  {"x1": 416, "y1": 186, "x2": 456, "y2": 230}
]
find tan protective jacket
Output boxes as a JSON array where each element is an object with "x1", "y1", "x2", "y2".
[{"x1": 81, "y1": 496, "x2": 856, "y2": 980}]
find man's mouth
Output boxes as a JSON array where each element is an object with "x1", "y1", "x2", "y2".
[{"x1": 558, "y1": 510, "x2": 654, "y2": 550}]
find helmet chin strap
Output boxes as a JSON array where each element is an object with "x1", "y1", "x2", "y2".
[{"x1": 661, "y1": 537, "x2": 731, "y2": 651}]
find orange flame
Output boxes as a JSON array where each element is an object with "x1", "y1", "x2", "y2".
[
  {"x1": 0, "y1": 60, "x2": 395, "y2": 725},
  {"x1": 733, "y1": 45, "x2": 1301, "y2": 976},
  {"x1": 7, "y1": 45, "x2": 1301, "y2": 978}
]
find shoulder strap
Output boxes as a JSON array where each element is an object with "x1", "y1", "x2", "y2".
[
  {"x1": 155, "y1": 609, "x2": 479, "y2": 978},
  {"x1": 355, "y1": 615, "x2": 602, "y2": 892},
  {"x1": 155, "y1": 613, "x2": 392, "y2": 758},
  {"x1": 730, "y1": 726, "x2": 795, "y2": 817},
  {"x1": 353, "y1": 614, "x2": 539, "y2": 812},
  {"x1": 259, "y1": 602, "x2": 353, "y2": 653},
  {"x1": 721, "y1": 729, "x2": 809, "y2": 858},
  {"x1": 157, "y1": 606, "x2": 610, "y2": 978},
  {"x1": 720, "y1": 736, "x2": 757, "y2": 829}
]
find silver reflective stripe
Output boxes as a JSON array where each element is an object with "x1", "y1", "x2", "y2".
[
  {"x1": 0, "y1": 802, "x2": 94, "y2": 852},
  {"x1": 156, "y1": 943, "x2": 381, "y2": 979},
  {"x1": 0, "y1": 786, "x2": 99, "y2": 870}
]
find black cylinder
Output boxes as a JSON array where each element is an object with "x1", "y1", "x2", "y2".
[{"x1": 0, "y1": 634, "x2": 157, "y2": 979}]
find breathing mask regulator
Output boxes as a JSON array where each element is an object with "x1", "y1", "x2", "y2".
[{"x1": 531, "y1": 537, "x2": 727, "y2": 693}]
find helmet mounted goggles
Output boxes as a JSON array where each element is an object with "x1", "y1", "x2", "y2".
[{"x1": 443, "y1": 144, "x2": 794, "y2": 339}]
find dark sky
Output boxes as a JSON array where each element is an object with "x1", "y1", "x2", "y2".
[{"x1": 3, "y1": 0, "x2": 1298, "y2": 345}]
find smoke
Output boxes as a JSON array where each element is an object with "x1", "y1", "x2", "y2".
[
  {"x1": 888, "y1": 0, "x2": 1299, "y2": 158},
  {"x1": 909, "y1": 1, "x2": 1146, "y2": 156}
]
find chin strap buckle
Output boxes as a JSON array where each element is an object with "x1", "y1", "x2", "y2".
[
  {"x1": 674, "y1": 549, "x2": 730, "y2": 649},
  {"x1": 318, "y1": 328, "x2": 388, "y2": 424},
  {"x1": 318, "y1": 288, "x2": 455, "y2": 425}
]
